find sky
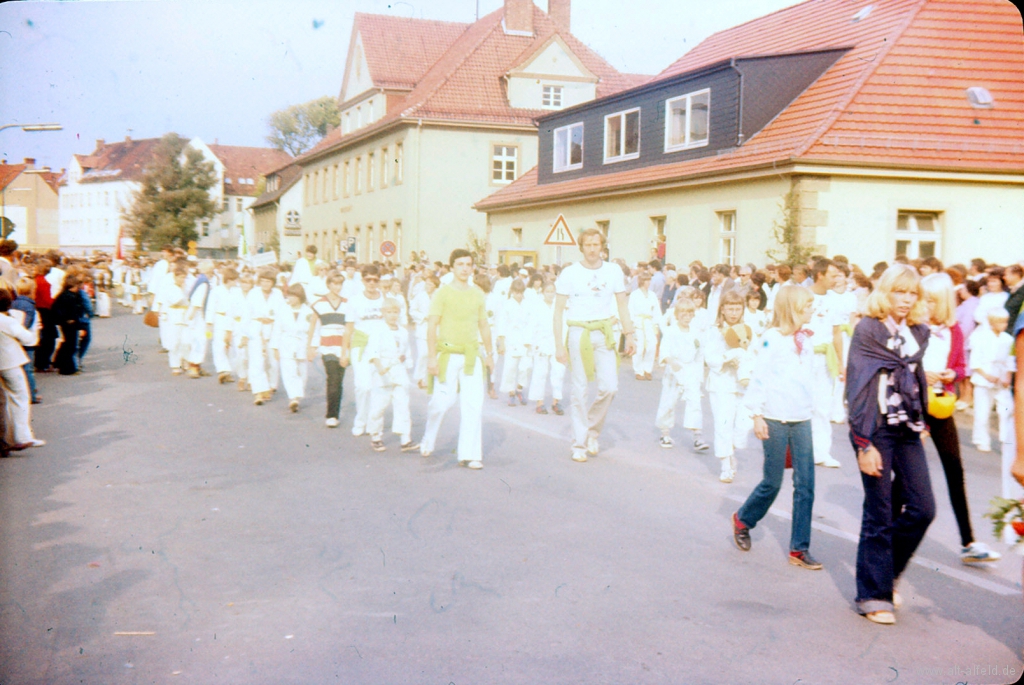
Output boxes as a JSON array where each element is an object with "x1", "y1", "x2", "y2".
[{"x1": 0, "y1": 0, "x2": 802, "y2": 172}]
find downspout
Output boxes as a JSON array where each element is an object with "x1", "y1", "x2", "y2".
[{"x1": 733, "y1": 59, "x2": 745, "y2": 146}]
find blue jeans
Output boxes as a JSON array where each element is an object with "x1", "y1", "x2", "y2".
[
  {"x1": 737, "y1": 419, "x2": 814, "y2": 552},
  {"x1": 854, "y1": 424, "x2": 935, "y2": 613},
  {"x1": 23, "y1": 348, "x2": 37, "y2": 401}
]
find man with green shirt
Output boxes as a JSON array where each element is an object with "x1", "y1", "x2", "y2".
[{"x1": 419, "y1": 249, "x2": 494, "y2": 469}]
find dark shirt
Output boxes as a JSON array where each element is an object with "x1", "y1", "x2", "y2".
[{"x1": 53, "y1": 289, "x2": 87, "y2": 326}]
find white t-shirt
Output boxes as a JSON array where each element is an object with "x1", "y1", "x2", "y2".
[
  {"x1": 346, "y1": 292, "x2": 386, "y2": 334},
  {"x1": 555, "y1": 261, "x2": 625, "y2": 322},
  {"x1": 806, "y1": 291, "x2": 841, "y2": 340}
]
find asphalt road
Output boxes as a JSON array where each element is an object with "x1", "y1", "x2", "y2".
[{"x1": 1, "y1": 308, "x2": 1022, "y2": 685}]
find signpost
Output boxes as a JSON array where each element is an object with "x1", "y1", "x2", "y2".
[
  {"x1": 380, "y1": 240, "x2": 397, "y2": 258},
  {"x1": 543, "y1": 213, "x2": 576, "y2": 265},
  {"x1": 345, "y1": 237, "x2": 357, "y2": 254}
]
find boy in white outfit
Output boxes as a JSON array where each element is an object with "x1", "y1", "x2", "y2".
[
  {"x1": 242, "y1": 268, "x2": 285, "y2": 405},
  {"x1": 498, "y1": 279, "x2": 533, "y2": 405},
  {"x1": 969, "y1": 308, "x2": 1015, "y2": 452},
  {"x1": 528, "y1": 282, "x2": 565, "y2": 415},
  {"x1": 162, "y1": 268, "x2": 190, "y2": 374},
  {"x1": 344, "y1": 265, "x2": 386, "y2": 436},
  {"x1": 207, "y1": 267, "x2": 237, "y2": 384},
  {"x1": 628, "y1": 272, "x2": 660, "y2": 380},
  {"x1": 271, "y1": 284, "x2": 314, "y2": 413},
  {"x1": 184, "y1": 260, "x2": 214, "y2": 378},
  {"x1": 227, "y1": 273, "x2": 252, "y2": 391},
  {"x1": 366, "y1": 298, "x2": 418, "y2": 452},
  {"x1": 805, "y1": 258, "x2": 844, "y2": 468},
  {"x1": 656, "y1": 298, "x2": 708, "y2": 451},
  {"x1": 409, "y1": 275, "x2": 438, "y2": 388}
]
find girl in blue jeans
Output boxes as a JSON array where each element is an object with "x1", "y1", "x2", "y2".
[{"x1": 731, "y1": 285, "x2": 822, "y2": 570}]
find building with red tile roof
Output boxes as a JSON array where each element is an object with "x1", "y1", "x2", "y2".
[
  {"x1": 294, "y1": 0, "x2": 650, "y2": 265},
  {"x1": 251, "y1": 163, "x2": 305, "y2": 262},
  {"x1": 476, "y1": 0, "x2": 1024, "y2": 269},
  {"x1": 0, "y1": 159, "x2": 61, "y2": 250}
]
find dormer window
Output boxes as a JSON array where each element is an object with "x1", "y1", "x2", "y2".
[
  {"x1": 604, "y1": 108, "x2": 640, "y2": 163},
  {"x1": 553, "y1": 122, "x2": 584, "y2": 173},
  {"x1": 542, "y1": 85, "x2": 563, "y2": 109},
  {"x1": 665, "y1": 89, "x2": 710, "y2": 152}
]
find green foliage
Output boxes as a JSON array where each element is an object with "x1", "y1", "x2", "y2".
[
  {"x1": 984, "y1": 496, "x2": 1024, "y2": 540},
  {"x1": 467, "y1": 228, "x2": 490, "y2": 266},
  {"x1": 766, "y1": 188, "x2": 815, "y2": 267},
  {"x1": 123, "y1": 133, "x2": 217, "y2": 252},
  {"x1": 266, "y1": 96, "x2": 341, "y2": 156}
]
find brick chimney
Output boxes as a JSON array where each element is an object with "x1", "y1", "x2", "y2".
[
  {"x1": 23, "y1": 158, "x2": 36, "y2": 169},
  {"x1": 96, "y1": 138, "x2": 105, "y2": 150},
  {"x1": 548, "y1": 0, "x2": 570, "y2": 32},
  {"x1": 504, "y1": 0, "x2": 533, "y2": 34}
]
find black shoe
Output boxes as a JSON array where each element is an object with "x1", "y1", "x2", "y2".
[
  {"x1": 788, "y1": 550, "x2": 823, "y2": 570},
  {"x1": 732, "y1": 512, "x2": 750, "y2": 551}
]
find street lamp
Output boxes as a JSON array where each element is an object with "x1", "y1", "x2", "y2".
[{"x1": 0, "y1": 123, "x2": 62, "y2": 133}]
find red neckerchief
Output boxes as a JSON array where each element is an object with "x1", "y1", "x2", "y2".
[{"x1": 794, "y1": 327, "x2": 813, "y2": 354}]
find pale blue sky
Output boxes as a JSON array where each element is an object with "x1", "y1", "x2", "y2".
[{"x1": 0, "y1": 0, "x2": 800, "y2": 171}]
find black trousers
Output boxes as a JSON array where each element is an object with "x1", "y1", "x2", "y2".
[
  {"x1": 35, "y1": 308, "x2": 56, "y2": 370},
  {"x1": 323, "y1": 355, "x2": 346, "y2": 420},
  {"x1": 55, "y1": 323, "x2": 80, "y2": 375}
]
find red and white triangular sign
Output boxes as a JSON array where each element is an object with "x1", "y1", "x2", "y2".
[{"x1": 543, "y1": 214, "x2": 576, "y2": 246}]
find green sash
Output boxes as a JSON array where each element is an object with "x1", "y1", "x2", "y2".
[
  {"x1": 428, "y1": 340, "x2": 480, "y2": 394},
  {"x1": 813, "y1": 342, "x2": 841, "y2": 379},
  {"x1": 567, "y1": 317, "x2": 617, "y2": 382}
]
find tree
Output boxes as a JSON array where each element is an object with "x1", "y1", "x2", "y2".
[
  {"x1": 266, "y1": 96, "x2": 341, "y2": 156},
  {"x1": 123, "y1": 133, "x2": 218, "y2": 252},
  {"x1": 766, "y1": 188, "x2": 815, "y2": 267}
]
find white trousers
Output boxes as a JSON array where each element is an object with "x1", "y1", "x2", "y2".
[
  {"x1": 186, "y1": 320, "x2": 208, "y2": 366},
  {"x1": 368, "y1": 383, "x2": 411, "y2": 441},
  {"x1": 350, "y1": 347, "x2": 374, "y2": 434},
  {"x1": 632, "y1": 319, "x2": 656, "y2": 375},
  {"x1": 567, "y1": 327, "x2": 618, "y2": 451},
  {"x1": 231, "y1": 332, "x2": 248, "y2": 380},
  {"x1": 414, "y1": 334, "x2": 429, "y2": 384},
  {"x1": 528, "y1": 353, "x2": 565, "y2": 402},
  {"x1": 500, "y1": 353, "x2": 532, "y2": 394},
  {"x1": 810, "y1": 353, "x2": 834, "y2": 461},
  {"x1": 655, "y1": 376, "x2": 702, "y2": 433},
  {"x1": 709, "y1": 390, "x2": 749, "y2": 459},
  {"x1": 279, "y1": 356, "x2": 308, "y2": 400},
  {"x1": 972, "y1": 384, "x2": 1013, "y2": 451},
  {"x1": 158, "y1": 315, "x2": 172, "y2": 352},
  {"x1": 1, "y1": 366, "x2": 34, "y2": 444},
  {"x1": 212, "y1": 326, "x2": 233, "y2": 374},
  {"x1": 247, "y1": 337, "x2": 279, "y2": 395},
  {"x1": 420, "y1": 354, "x2": 484, "y2": 462},
  {"x1": 167, "y1": 323, "x2": 189, "y2": 370}
]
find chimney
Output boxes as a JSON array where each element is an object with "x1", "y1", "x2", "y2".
[
  {"x1": 125, "y1": 135, "x2": 132, "y2": 143},
  {"x1": 23, "y1": 158, "x2": 36, "y2": 169},
  {"x1": 548, "y1": 0, "x2": 570, "y2": 32},
  {"x1": 504, "y1": 0, "x2": 533, "y2": 34},
  {"x1": 96, "y1": 138, "x2": 105, "y2": 150}
]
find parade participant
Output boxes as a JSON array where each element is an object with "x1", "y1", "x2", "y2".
[
  {"x1": 183, "y1": 260, "x2": 214, "y2": 378},
  {"x1": 340, "y1": 258, "x2": 362, "y2": 301},
  {"x1": 241, "y1": 268, "x2": 285, "y2": 406},
  {"x1": 973, "y1": 267, "x2": 1008, "y2": 324},
  {"x1": 846, "y1": 264, "x2": 933, "y2": 625},
  {"x1": 481, "y1": 273, "x2": 504, "y2": 398},
  {"x1": 419, "y1": 249, "x2": 494, "y2": 469},
  {"x1": 829, "y1": 263, "x2": 859, "y2": 423},
  {"x1": 528, "y1": 282, "x2": 565, "y2": 415},
  {"x1": 731, "y1": 285, "x2": 821, "y2": 569},
  {"x1": 289, "y1": 245, "x2": 317, "y2": 290},
  {"x1": 227, "y1": 273, "x2": 252, "y2": 391},
  {"x1": 365, "y1": 298, "x2": 418, "y2": 452},
  {"x1": 0, "y1": 284, "x2": 44, "y2": 449},
  {"x1": 655, "y1": 297, "x2": 707, "y2": 450},
  {"x1": 554, "y1": 228, "x2": 635, "y2": 463},
  {"x1": 744, "y1": 289, "x2": 768, "y2": 338},
  {"x1": 498, "y1": 279, "x2": 533, "y2": 406},
  {"x1": 968, "y1": 308, "x2": 1015, "y2": 452},
  {"x1": 385, "y1": 277, "x2": 409, "y2": 326},
  {"x1": 161, "y1": 268, "x2": 190, "y2": 375},
  {"x1": 147, "y1": 246, "x2": 175, "y2": 351},
  {"x1": 704, "y1": 290, "x2": 754, "y2": 482},
  {"x1": 309, "y1": 271, "x2": 348, "y2": 427},
  {"x1": 806, "y1": 257, "x2": 844, "y2": 468},
  {"x1": 704, "y1": 264, "x2": 733, "y2": 315},
  {"x1": 409, "y1": 275, "x2": 438, "y2": 388},
  {"x1": 1013, "y1": 305, "x2": 1024, "y2": 490},
  {"x1": 271, "y1": 284, "x2": 313, "y2": 413},
  {"x1": 628, "y1": 272, "x2": 660, "y2": 380},
  {"x1": 206, "y1": 268, "x2": 237, "y2": 384},
  {"x1": 344, "y1": 265, "x2": 386, "y2": 436},
  {"x1": 916, "y1": 273, "x2": 1001, "y2": 563}
]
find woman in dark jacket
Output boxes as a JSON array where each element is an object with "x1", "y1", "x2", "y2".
[
  {"x1": 846, "y1": 264, "x2": 934, "y2": 626},
  {"x1": 51, "y1": 275, "x2": 87, "y2": 375}
]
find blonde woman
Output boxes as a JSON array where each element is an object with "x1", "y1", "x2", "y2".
[{"x1": 846, "y1": 264, "x2": 933, "y2": 625}]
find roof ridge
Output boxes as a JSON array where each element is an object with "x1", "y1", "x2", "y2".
[{"x1": 792, "y1": 0, "x2": 929, "y2": 158}]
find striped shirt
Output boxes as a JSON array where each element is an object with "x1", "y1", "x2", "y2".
[{"x1": 311, "y1": 296, "x2": 347, "y2": 357}]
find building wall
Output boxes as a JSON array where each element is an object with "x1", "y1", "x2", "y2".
[
  {"x1": 277, "y1": 181, "x2": 304, "y2": 264},
  {"x1": 59, "y1": 171, "x2": 136, "y2": 252},
  {"x1": 2, "y1": 171, "x2": 59, "y2": 248}
]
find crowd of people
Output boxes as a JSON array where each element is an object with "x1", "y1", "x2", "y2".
[{"x1": 7, "y1": 235, "x2": 1022, "y2": 627}]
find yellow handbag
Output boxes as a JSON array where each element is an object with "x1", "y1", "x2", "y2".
[{"x1": 927, "y1": 387, "x2": 957, "y2": 420}]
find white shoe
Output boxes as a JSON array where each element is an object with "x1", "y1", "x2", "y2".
[
  {"x1": 571, "y1": 450, "x2": 588, "y2": 463},
  {"x1": 586, "y1": 435, "x2": 599, "y2": 456},
  {"x1": 975, "y1": 445, "x2": 992, "y2": 453},
  {"x1": 466, "y1": 460, "x2": 483, "y2": 470},
  {"x1": 719, "y1": 468, "x2": 734, "y2": 483},
  {"x1": 815, "y1": 455, "x2": 841, "y2": 468},
  {"x1": 325, "y1": 418, "x2": 339, "y2": 428},
  {"x1": 659, "y1": 436, "x2": 674, "y2": 448},
  {"x1": 352, "y1": 427, "x2": 365, "y2": 437},
  {"x1": 961, "y1": 541, "x2": 1001, "y2": 564}
]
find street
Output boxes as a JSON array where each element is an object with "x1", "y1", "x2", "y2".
[{"x1": 1, "y1": 309, "x2": 1022, "y2": 685}]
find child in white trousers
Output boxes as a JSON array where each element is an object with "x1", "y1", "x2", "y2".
[
  {"x1": 528, "y1": 283, "x2": 566, "y2": 415},
  {"x1": 628, "y1": 273, "x2": 660, "y2": 380},
  {"x1": 498, "y1": 279, "x2": 532, "y2": 405},
  {"x1": 272, "y1": 284, "x2": 314, "y2": 413},
  {"x1": 655, "y1": 298, "x2": 707, "y2": 451},
  {"x1": 366, "y1": 298, "x2": 418, "y2": 451},
  {"x1": 704, "y1": 290, "x2": 754, "y2": 482},
  {"x1": 969, "y1": 308, "x2": 1015, "y2": 452}
]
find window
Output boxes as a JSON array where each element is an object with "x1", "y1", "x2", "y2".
[
  {"x1": 542, "y1": 85, "x2": 563, "y2": 108},
  {"x1": 665, "y1": 89, "x2": 710, "y2": 152},
  {"x1": 222, "y1": 198, "x2": 230, "y2": 212},
  {"x1": 201, "y1": 220, "x2": 210, "y2": 237},
  {"x1": 368, "y1": 152, "x2": 375, "y2": 191},
  {"x1": 355, "y1": 157, "x2": 362, "y2": 194},
  {"x1": 312, "y1": 170, "x2": 319, "y2": 203},
  {"x1": 718, "y1": 211, "x2": 736, "y2": 266},
  {"x1": 380, "y1": 147, "x2": 389, "y2": 188},
  {"x1": 596, "y1": 220, "x2": 609, "y2": 240},
  {"x1": 322, "y1": 167, "x2": 329, "y2": 200},
  {"x1": 236, "y1": 197, "x2": 243, "y2": 212},
  {"x1": 513, "y1": 228, "x2": 523, "y2": 246},
  {"x1": 368, "y1": 99, "x2": 375, "y2": 122},
  {"x1": 356, "y1": 106, "x2": 362, "y2": 129},
  {"x1": 332, "y1": 164, "x2": 339, "y2": 199},
  {"x1": 343, "y1": 160, "x2": 351, "y2": 197},
  {"x1": 896, "y1": 211, "x2": 941, "y2": 259},
  {"x1": 492, "y1": 145, "x2": 518, "y2": 184},
  {"x1": 553, "y1": 123, "x2": 584, "y2": 172},
  {"x1": 604, "y1": 108, "x2": 640, "y2": 163},
  {"x1": 395, "y1": 143, "x2": 404, "y2": 184},
  {"x1": 343, "y1": 112, "x2": 351, "y2": 134},
  {"x1": 394, "y1": 220, "x2": 402, "y2": 257}
]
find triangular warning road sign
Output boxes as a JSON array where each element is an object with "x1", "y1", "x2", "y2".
[{"x1": 543, "y1": 214, "x2": 576, "y2": 246}]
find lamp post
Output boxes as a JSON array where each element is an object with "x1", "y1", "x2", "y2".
[{"x1": 0, "y1": 122, "x2": 63, "y2": 242}]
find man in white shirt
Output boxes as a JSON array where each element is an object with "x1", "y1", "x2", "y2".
[
  {"x1": 554, "y1": 228, "x2": 636, "y2": 463},
  {"x1": 289, "y1": 245, "x2": 317, "y2": 291},
  {"x1": 340, "y1": 258, "x2": 363, "y2": 301},
  {"x1": 806, "y1": 257, "x2": 844, "y2": 468}
]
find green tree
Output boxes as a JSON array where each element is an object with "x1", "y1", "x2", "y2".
[
  {"x1": 766, "y1": 188, "x2": 815, "y2": 267},
  {"x1": 266, "y1": 96, "x2": 341, "y2": 156},
  {"x1": 123, "y1": 133, "x2": 217, "y2": 251}
]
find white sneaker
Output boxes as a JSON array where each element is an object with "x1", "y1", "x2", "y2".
[
  {"x1": 975, "y1": 444, "x2": 992, "y2": 453},
  {"x1": 586, "y1": 435, "x2": 599, "y2": 456},
  {"x1": 325, "y1": 418, "x2": 339, "y2": 428},
  {"x1": 659, "y1": 436, "x2": 674, "y2": 448},
  {"x1": 352, "y1": 427, "x2": 365, "y2": 437},
  {"x1": 961, "y1": 541, "x2": 1001, "y2": 564},
  {"x1": 719, "y1": 468, "x2": 734, "y2": 483},
  {"x1": 466, "y1": 460, "x2": 483, "y2": 470},
  {"x1": 815, "y1": 455, "x2": 841, "y2": 468},
  {"x1": 571, "y1": 450, "x2": 588, "y2": 463}
]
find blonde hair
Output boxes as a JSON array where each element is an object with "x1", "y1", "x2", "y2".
[
  {"x1": 715, "y1": 289, "x2": 746, "y2": 326},
  {"x1": 920, "y1": 272, "x2": 957, "y2": 327},
  {"x1": 770, "y1": 285, "x2": 814, "y2": 336},
  {"x1": 673, "y1": 297, "x2": 696, "y2": 315},
  {"x1": 576, "y1": 228, "x2": 607, "y2": 251},
  {"x1": 864, "y1": 264, "x2": 927, "y2": 325},
  {"x1": 381, "y1": 297, "x2": 402, "y2": 312},
  {"x1": 15, "y1": 277, "x2": 35, "y2": 297}
]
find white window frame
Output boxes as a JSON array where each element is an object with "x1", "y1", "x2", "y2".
[
  {"x1": 664, "y1": 88, "x2": 710, "y2": 153},
  {"x1": 895, "y1": 211, "x2": 941, "y2": 260},
  {"x1": 718, "y1": 210, "x2": 736, "y2": 267},
  {"x1": 542, "y1": 84, "x2": 563, "y2": 109},
  {"x1": 395, "y1": 143, "x2": 404, "y2": 185},
  {"x1": 491, "y1": 144, "x2": 518, "y2": 185},
  {"x1": 553, "y1": 122, "x2": 584, "y2": 173},
  {"x1": 604, "y1": 107, "x2": 641, "y2": 164}
]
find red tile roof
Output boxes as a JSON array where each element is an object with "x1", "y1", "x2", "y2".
[
  {"x1": 352, "y1": 13, "x2": 469, "y2": 92},
  {"x1": 251, "y1": 163, "x2": 303, "y2": 209},
  {"x1": 39, "y1": 170, "x2": 62, "y2": 194},
  {"x1": 300, "y1": 5, "x2": 650, "y2": 164},
  {"x1": 476, "y1": 0, "x2": 1024, "y2": 212},
  {"x1": 76, "y1": 137, "x2": 163, "y2": 183},
  {"x1": 207, "y1": 144, "x2": 293, "y2": 197},
  {"x1": 0, "y1": 163, "x2": 26, "y2": 192}
]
